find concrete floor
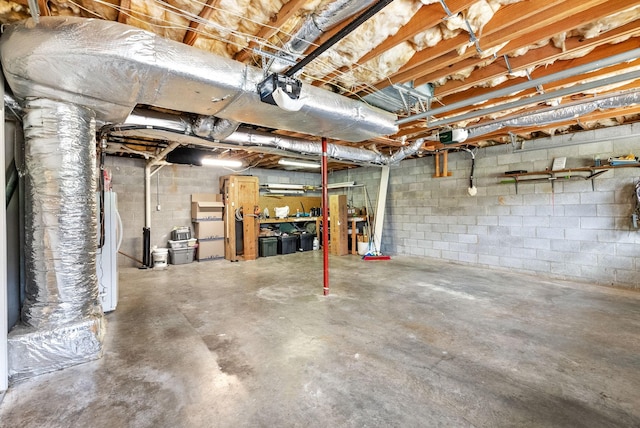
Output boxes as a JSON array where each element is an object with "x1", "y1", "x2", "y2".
[{"x1": 1, "y1": 252, "x2": 639, "y2": 427}]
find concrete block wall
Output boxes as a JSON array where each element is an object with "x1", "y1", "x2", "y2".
[
  {"x1": 330, "y1": 138, "x2": 640, "y2": 288},
  {"x1": 106, "y1": 157, "x2": 320, "y2": 267}
]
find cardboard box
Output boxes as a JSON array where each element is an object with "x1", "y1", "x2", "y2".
[
  {"x1": 191, "y1": 194, "x2": 223, "y2": 221},
  {"x1": 196, "y1": 238, "x2": 225, "y2": 261},
  {"x1": 194, "y1": 221, "x2": 224, "y2": 239}
]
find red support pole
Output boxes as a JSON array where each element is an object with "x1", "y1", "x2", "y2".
[{"x1": 322, "y1": 137, "x2": 329, "y2": 296}]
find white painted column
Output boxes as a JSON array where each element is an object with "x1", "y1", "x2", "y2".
[
  {"x1": 373, "y1": 166, "x2": 390, "y2": 254},
  {"x1": 1, "y1": 73, "x2": 9, "y2": 392}
]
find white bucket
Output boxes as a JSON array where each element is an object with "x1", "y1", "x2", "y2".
[
  {"x1": 152, "y1": 248, "x2": 169, "y2": 268},
  {"x1": 357, "y1": 241, "x2": 369, "y2": 256}
]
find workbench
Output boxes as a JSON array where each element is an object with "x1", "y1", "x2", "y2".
[{"x1": 258, "y1": 216, "x2": 369, "y2": 255}]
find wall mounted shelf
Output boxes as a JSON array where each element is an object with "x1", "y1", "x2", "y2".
[{"x1": 502, "y1": 164, "x2": 640, "y2": 194}]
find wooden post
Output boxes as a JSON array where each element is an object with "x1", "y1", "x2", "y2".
[
  {"x1": 330, "y1": 194, "x2": 348, "y2": 256},
  {"x1": 433, "y1": 152, "x2": 453, "y2": 178},
  {"x1": 443, "y1": 151, "x2": 449, "y2": 177}
]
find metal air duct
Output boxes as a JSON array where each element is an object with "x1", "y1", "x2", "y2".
[
  {"x1": 106, "y1": 110, "x2": 423, "y2": 166},
  {"x1": 0, "y1": 16, "x2": 397, "y2": 142},
  {"x1": 279, "y1": 0, "x2": 377, "y2": 64},
  {"x1": 8, "y1": 98, "x2": 104, "y2": 381},
  {"x1": 467, "y1": 90, "x2": 640, "y2": 138}
]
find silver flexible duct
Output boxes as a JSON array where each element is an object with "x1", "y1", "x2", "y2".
[
  {"x1": 0, "y1": 16, "x2": 397, "y2": 142},
  {"x1": 467, "y1": 91, "x2": 640, "y2": 138},
  {"x1": 108, "y1": 110, "x2": 423, "y2": 165},
  {"x1": 193, "y1": 117, "x2": 240, "y2": 141},
  {"x1": 283, "y1": 0, "x2": 376, "y2": 58},
  {"x1": 8, "y1": 98, "x2": 104, "y2": 380}
]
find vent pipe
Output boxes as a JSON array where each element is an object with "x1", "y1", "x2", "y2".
[
  {"x1": 278, "y1": 0, "x2": 377, "y2": 67},
  {"x1": 107, "y1": 110, "x2": 423, "y2": 166},
  {"x1": 8, "y1": 98, "x2": 104, "y2": 381}
]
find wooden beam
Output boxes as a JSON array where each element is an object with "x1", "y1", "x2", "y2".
[
  {"x1": 358, "y1": 0, "x2": 473, "y2": 66},
  {"x1": 37, "y1": 0, "x2": 50, "y2": 16},
  {"x1": 427, "y1": 56, "x2": 640, "y2": 125},
  {"x1": 117, "y1": 0, "x2": 130, "y2": 24},
  {"x1": 414, "y1": 0, "x2": 635, "y2": 87},
  {"x1": 183, "y1": 0, "x2": 220, "y2": 47},
  {"x1": 435, "y1": 25, "x2": 640, "y2": 98},
  {"x1": 434, "y1": 42, "x2": 640, "y2": 120},
  {"x1": 319, "y1": 0, "x2": 475, "y2": 85},
  {"x1": 235, "y1": 0, "x2": 308, "y2": 62},
  {"x1": 369, "y1": 0, "x2": 569, "y2": 90},
  {"x1": 370, "y1": 0, "x2": 609, "y2": 92},
  {"x1": 498, "y1": 0, "x2": 640, "y2": 57}
]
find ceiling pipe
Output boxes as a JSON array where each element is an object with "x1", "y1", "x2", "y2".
[
  {"x1": 396, "y1": 47, "x2": 640, "y2": 125},
  {"x1": 429, "y1": 70, "x2": 640, "y2": 130},
  {"x1": 192, "y1": 117, "x2": 240, "y2": 141},
  {"x1": 103, "y1": 110, "x2": 423, "y2": 166},
  {"x1": 272, "y1": 0, "x2": 377, "y2": 72},
  {"x1": 285, "y1": 0, "x2": 395, "y2": 77},
  {"x1": 466, "y1": 90, "x2": 640, "y2": 139}
]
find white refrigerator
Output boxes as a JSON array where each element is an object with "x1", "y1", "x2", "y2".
[{"x1": 96, "y1": 191, "x2": 122, "y2": 312}]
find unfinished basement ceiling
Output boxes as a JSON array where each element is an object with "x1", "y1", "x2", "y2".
[{"x1": 2, "y1": 0, "x2": 640, "y2": 170}]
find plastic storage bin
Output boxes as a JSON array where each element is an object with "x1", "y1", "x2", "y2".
[
  {"x1": 259, "y1": 237, "x2": 278, "y2": 257},
  {"x1": 168, "y1": 238, "x2": 197, "y2": 249},
  {"x1": 171, "y1": 227, "x2": 191, "y2": 241},
  {"x1": 277, "y1": 235, "x2": 298, "y2": 255},
  {"x1": 297, "y1": 233, "x2": 315, "y2": 251},
  {"x1": 169, "y1": 247, "x2": 194, "y2": 265}
]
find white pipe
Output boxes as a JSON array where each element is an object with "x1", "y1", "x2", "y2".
[
  {"x1": 144, "y1": 163, "x2": 151, "y2": 229},
  {"x1": 397, "y1": 47, "x2": 640, "y2": 125},
  {"x1": 145, "y1": 142, "x2": 180, "y2": 229},
  {"x1": 1, "y1": 70, "x2": 8, "y2": 392}
]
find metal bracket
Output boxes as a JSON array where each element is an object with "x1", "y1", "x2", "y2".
[
  {"x1": 464, "y1": 20, "x2": 483, "y2": 54},
  {"x1": 525, "y1": 69, "x2": 544, "y2": 94},
  {"x1": 438, "y1": 0, "x2": 454, "y2": 17},
  {"x1": 503, "y1": 55, "x2": 513, "y2": 75}
]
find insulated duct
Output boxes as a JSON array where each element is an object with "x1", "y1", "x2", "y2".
[
  {"x1": 282, "y1": 0, "x2": 376, "y2": 61},
  {"x1": 107, "y1": 110, "x2": 424, "y2": 166},
  {"x1": 193, "y1": 117, "x2": 239, "y2": 141},
  {"x1": 467, "y1": 91, "x2": 640, "y2": 139},
  {"x1": 0, "y1": 16, "x2": 397, "y2": 142},
  {"x1": 8, "y1": 98, "x2": 104, "y2": 381}
]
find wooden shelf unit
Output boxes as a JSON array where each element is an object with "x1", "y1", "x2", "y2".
[
  {"x1": 502, "y1": 164, "x2": 640, "y2": 193},
  {"x1": 259, "y1": 216, "x2": 369, "y2": 256}
]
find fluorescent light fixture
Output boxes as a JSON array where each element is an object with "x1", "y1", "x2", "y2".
[
  {"x1": 265, "y1": 183, "x2": 305, "y2": 190},
  {"x1": 201, "y1": 157, "x2": 243, "y2": 168},
  {"x1": 278, "y1": 158, "x2": 320, "y2": 168},
  {"x1": 327, "y1": 181, "x2": 355, "y2": 189},
  {"x1": 267, "y1": 189, "x2": 304, "y2": 194}
]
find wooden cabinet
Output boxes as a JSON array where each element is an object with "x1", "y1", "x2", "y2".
[
  {"x1": 220, "y1": 175, "x2": 259, "y2": 261},
  {"x1": 330, "y1": 194, "x2": 348, "y2": 256}
]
